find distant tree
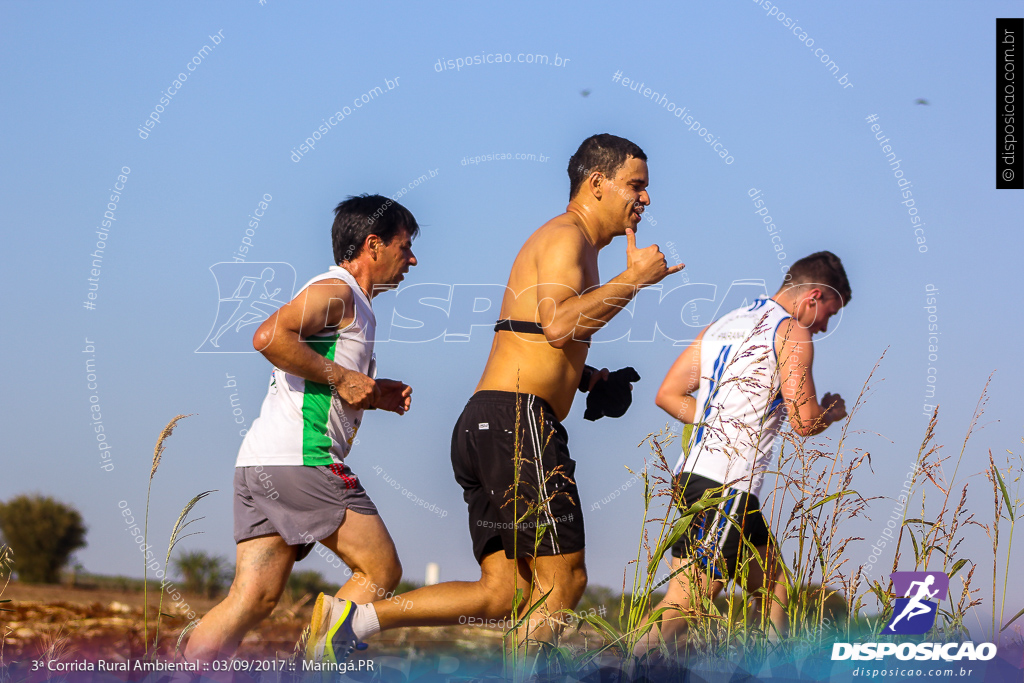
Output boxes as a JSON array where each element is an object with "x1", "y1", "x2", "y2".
[
  {"x1": 287, "y1": 570, "x2": 334, "y2": 602},
  {"x1": 173, "y1": 550, "x2": 229, "y2": 598},
  {"x1": 0, "y1": 494, "x2": 87, "y2": 584}
]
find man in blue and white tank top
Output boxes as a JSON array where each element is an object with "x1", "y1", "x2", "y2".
[
  {"x1": 648, "y1": 251, "x2": 851, "y2": 646},
  {"x1": 185, "y1": 195, "x2": 420, "y2": 664}
]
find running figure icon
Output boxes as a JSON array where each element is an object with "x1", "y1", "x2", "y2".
[
  {"x1": 210, "y1": 267, "x2": 285, "y2": 347},
  {"x1": 197, "y1": 263, "x2": 297, "y2": 353},
  {"x1": 888, "y1": 575, "x2": 939, "y2": 632}
]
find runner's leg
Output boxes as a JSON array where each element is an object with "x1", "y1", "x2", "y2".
[
  {"x1": 516, "y1": 549, "x2": 587, "y2": 645},
  {"x1": 318, "y1": 509, "x2": 402, "y2": 604},
  {"x1": 184, "y1": 534, "x2": 296, "y2": 661},
  {"x1": 651, "y1": 556, "x2": 724, "y2": 648},
  {"x1": 742, "y1": 542, "x2": 789, "y2": 639},
  {"x1": 372, "y1": 549, "x2": 521, "y2": 628}
]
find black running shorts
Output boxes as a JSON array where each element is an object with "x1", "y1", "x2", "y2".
[
  {"x1": 451, "y1": 390, "x2": 586, "y2": 563},
  {"x1": 669, "y1": 472, "x2": 771, "y2": 580}
]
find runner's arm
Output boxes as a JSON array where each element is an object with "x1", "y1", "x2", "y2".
[
  {"x1": 776, "y1": 318, "x2": 842, "y2": 437},
  {"x1": 535, "y1": 229, "x2": 672, "y2": 348},
  {"x1": 655, "y1": 328, "x2": 706, "y2": 423},
  {"x1": 253, "y1": 279, "x2": 379, "y2": 409}
]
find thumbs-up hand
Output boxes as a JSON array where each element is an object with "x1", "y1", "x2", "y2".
[{"x1": 625, "y1": 228, "x2": 684, "y2": 287}]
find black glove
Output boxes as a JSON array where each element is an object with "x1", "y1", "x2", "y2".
[{"x1": 584, "y1": 367, "x2": 641, "y2": 421}]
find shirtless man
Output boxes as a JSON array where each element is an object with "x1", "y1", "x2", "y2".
[{"x1": 307, "y1": 134, "x2": 682, "y2": 660}]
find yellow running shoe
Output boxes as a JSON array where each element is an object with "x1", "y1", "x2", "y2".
[{"x1": 305, "y1": 593, "x2": 363, "y2": 663}]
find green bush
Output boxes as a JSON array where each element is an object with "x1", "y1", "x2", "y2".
[
  {"x1": 287, "y1": 570, "x2": 334, "y2": 601},
  {"x1": 173, "y1": 550, "x2": 229, "y2": 598},
  {"x1": 0, "y1": 494, "x2": 87, "y2": 584}
]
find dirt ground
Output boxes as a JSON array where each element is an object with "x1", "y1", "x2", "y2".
[{"x1": 0, "y1": 582, "x2": 565, "y2": 669}]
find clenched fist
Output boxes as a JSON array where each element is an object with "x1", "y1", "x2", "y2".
[
  {"x1": 821, "y1": 392, "x2": 847, "y2": 425},
  {"x1": 335, "y1": 371, "x2": 380, "y2": 410}
]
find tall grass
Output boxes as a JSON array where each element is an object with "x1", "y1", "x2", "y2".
[
  {"x1": 30, "y1": 376, "x2": 1011, "y2": 675},
  {"x1": 502, "y1": 360, "x2": 1023, "y2": 677},
  {"x1": 989, "y1": 444, "x2": 1024, "y2": 640},
  {"x1": 143, "y1": 414, "x2": 192, "y2": 650},
  {"x1": 0, "y1": 545, "x2": 11, "y2": 611},
  {"x1": 0, "y1": 544, "x2": 13, "y2": 682},
  {"x1": 127, "y1": 413, "x2": 220, "y2": 657},
  {"x1": 153, "y1": 491, "x2": 215, "y2": 653}
]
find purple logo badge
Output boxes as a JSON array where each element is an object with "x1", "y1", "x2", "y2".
[{"x1": 886, "y1": 571, "x2": 949, "y2": 635}]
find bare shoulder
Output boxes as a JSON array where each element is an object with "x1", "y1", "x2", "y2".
[
  {"x1": 775, "y1": 317, "x2": 811, "y2": 343},
  {"x1": 506, "y1": 213, "x2": 590, "y2": 295},
  {"x1": 775, "y1": 317, "x2": 812, "y2": 360},
  {"x1": 298, "y1": 277, "x2": 355, "y2": 303},
  {"x1": 292, "y1": 277, "x2": 357, "y2": 326},
  {"x1": 526, "y1": 213, "x2": 590, "y2": 254}
]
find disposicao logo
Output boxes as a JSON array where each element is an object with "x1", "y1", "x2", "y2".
[
  {"x1": 886, "y1": 571, "x2": 948, "y2": 635},
  {"x1": 832, "y1": 571, "x2": 997, "y2": 662}
]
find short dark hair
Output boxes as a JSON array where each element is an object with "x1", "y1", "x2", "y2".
[
  {"x1": 332, "y1": 194, "x2": 419, "y2": 264},
  {"x1": 567, "y1": 134, "x2": 647, "y2": 199},
  {"x1": 783, "y1": 251, "x2": 852, "y2": 305}
]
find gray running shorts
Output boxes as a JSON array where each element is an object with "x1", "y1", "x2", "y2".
[{"x1": 233, "y1": 463, "x2": 378, "y2": 562}]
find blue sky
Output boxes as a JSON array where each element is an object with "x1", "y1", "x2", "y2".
[{"x1": 2, "y1": 1, "x2": 1022, "y2": 633}]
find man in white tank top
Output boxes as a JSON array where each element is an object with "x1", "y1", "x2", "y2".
[
  {"x1": 184, "y1": 195, "x2": 420, "y2": 664},
  {"x1": 646, "y1": 251, "x2": 851, "y2": 649}
]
